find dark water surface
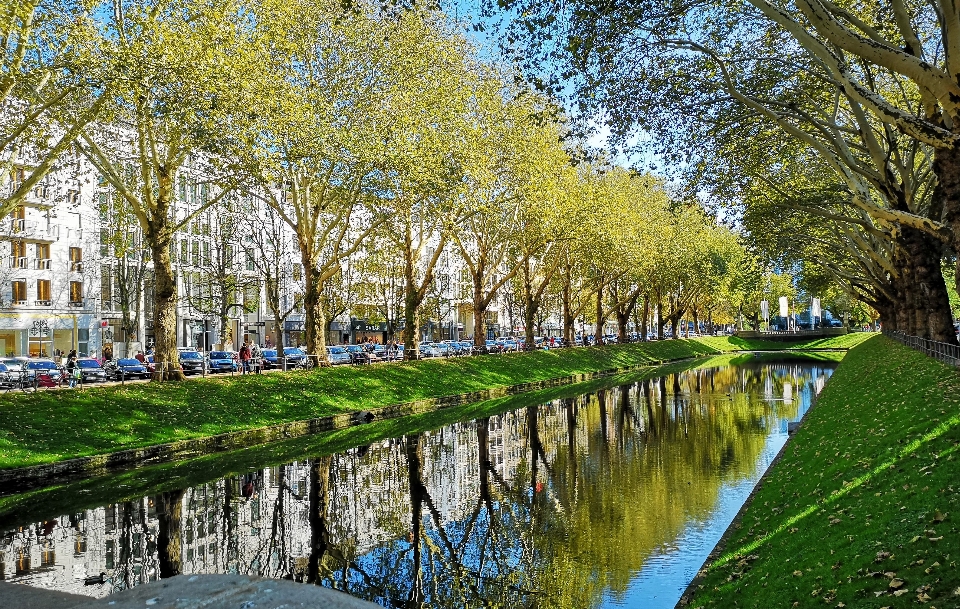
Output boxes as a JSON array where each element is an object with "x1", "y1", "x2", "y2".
[{"x1": 0, "y1": 355, "x2": 835, "y2": 608}]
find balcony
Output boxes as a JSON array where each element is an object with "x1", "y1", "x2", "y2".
[
  {"x1": 12, "y1": 300, "x2": 26, "y2": 307},
  {"x1": 68, "y1": 301, "x2": 84, "y2": 308},
  {"x1": 0, "y1": 220, "x2": 59, "y2": 242},
  {"x1": 9, "y1": 257, "x2": 27, "y2": 269},
  {"x1": 34, "y1": 258, "x2": 51, "y2": 270},
  {"x1": 70, "y1": 261, "x2": 83, "y2": 273},
  {"x1": 34, "y1": 300, "x2": 51, "y2": 307}
]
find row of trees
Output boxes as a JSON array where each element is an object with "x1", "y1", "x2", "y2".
[
  {"x1": 501, "y1": 0, "x2": 960, "y2": 342},
  {"x1": 5, "y1": 0, "x2": 763, "y2": 378}
]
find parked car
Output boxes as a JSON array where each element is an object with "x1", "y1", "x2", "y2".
[
  {"x1": 419, "y1": 343, "x2": 441, "y2": 358},
  {"x1": 0, "y1": 362, "x2": 12, "y2": 385},
  {"x1": 74, "y1": 358, "x2": 107, "y2": 383},
  {"x1": 325, "y1": 345, "x2": 352, "y2": 365},
  {"x1": 261, "y1": 349, "x2": 279, "y2": 368},
  {"x1": 283, "y1": 347, "x2": 307, "y2": 366},
  {"x1": 0, "y1": 357, "x2": 25, "y2": 373},
  {"x1": 345, "y1": 344, "x2": 371, "y2": 364},
  {"x1": 23, "y1": 359, "x2": 64, "y2": 384},
  {"x1": 105, "y1": 358, "x2": 150, "y2": 380},
  {"x1": 208, "y1": 350, "x2": 239, "y2": 373},
  {"x1": 178, "y1": 349, "x2": 207, "y2": 375}
]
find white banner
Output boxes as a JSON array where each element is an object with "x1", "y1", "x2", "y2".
[
  {"x1": 778, "y1": 296, "x2": 789, "y2": 318},
  {"x1": 760, "y1": 300, "x2": 769, "y2": 321},
  {"x1": 811, "y1": 297, "x2": 821, "y2": 319}
]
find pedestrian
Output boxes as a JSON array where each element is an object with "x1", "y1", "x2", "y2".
[
  {"x1": 251, "y1": 343, "x2": 261, "y2": 374},
  {"x1": 66, "y1": 351, "x2": 78, "y2": 388},
  {"x1": 239, "y1": 342, "x2": 251, "y2": 374},
  {"x1": 135, "y1": 350, "x2": 146, "y2": 363}
]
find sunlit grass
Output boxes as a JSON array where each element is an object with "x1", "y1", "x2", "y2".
[
  {"x1": 686, "y1": 335, "x2": 960, "y2": 608},
  {"x1": 0, "y1": 338, "x2": 857, "y2": 471}
]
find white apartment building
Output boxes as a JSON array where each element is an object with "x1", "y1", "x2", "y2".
[{"x1": 2, "y1": 152, "x2": 525, "y2": 358}]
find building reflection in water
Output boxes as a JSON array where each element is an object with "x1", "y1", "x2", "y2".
[{"x1": 0, "y1": 359, "x2": 834, "y2": 608}]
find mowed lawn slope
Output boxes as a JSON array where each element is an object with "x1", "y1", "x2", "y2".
[
  {"x1": 686, "y1": 334, "x2": 960, "y2": 608},
  {"x1": 0, "y1": 341, "x2": 720, "y2": 469}
]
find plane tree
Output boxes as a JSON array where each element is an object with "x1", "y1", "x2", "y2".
[
  {"x1": 75, "y1": 0, "x2": 259, "y2": 379},
  {"x1": 496, "y1": 0, "x2": 960, "y2": 340}
]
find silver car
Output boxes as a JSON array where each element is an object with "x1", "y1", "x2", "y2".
[{"x1": 325, "y1": 346, "x2": 352, "y2": 365}]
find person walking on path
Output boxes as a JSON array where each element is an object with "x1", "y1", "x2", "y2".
[
  {"x1": 239, "y1": 342, "x2": 251, "y2": 374},
  {"x1": 251, "y1": 343, "x2": 262, "y2": 374},
  {"x1": 66, "y1": 350, "x2": 78, "y2": 388}
]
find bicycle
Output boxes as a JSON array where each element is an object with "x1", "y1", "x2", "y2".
[{"x1": 1, "y1": 370, "x2": 38, "y2": 393}]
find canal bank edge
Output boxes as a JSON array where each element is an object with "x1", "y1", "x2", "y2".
[
  {"x1": 0, "y1": 335, "x2": 870, "y2": 486},
  {"x1": 677, "y1": 334, "x2": 960, "y2": 608},
  {"x1": 0, "y1": 357, "x2": 703, "y2": 489},
  {"x1": 674, "y1": 350, "x2": 839, "y2": 607}
]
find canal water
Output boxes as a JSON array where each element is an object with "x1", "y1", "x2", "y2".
[{"x1": 0, "y1": 355, "x2": 835, "y2": 608}]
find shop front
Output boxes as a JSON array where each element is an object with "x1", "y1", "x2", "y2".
[
  {"x1": 350, "y1": 319, "x2": 388, "y2": 344},
  {"x1": 283, "y1": 319, "x2": 305, "y2": 348}
]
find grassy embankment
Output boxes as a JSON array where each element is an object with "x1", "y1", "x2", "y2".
[
  {"x1": 0, "y1": 353, "x2": 742, "y2": 525},
  {"x1": 685, "y1": 334, "x2": 960, "y2": 609},
  {"x1": 0, "y1": 334, "x2": 869, "y2": 471}
]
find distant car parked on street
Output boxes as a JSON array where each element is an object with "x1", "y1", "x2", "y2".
[
  {"x1": 208, "y1": 350, "x2": 239, "y2": 373},
  {"x1": 178, "y1": 349, "x2": 207, "y2": 375},
  {"x1": 75, "y1": 358, "x2": 107, "y2": 383},
  {"x1": 105, "y1": 358, "x2": 150, "y2": 380},
  {"x1": 325, "y1": 346, "x2": 352, "y2": 365}
]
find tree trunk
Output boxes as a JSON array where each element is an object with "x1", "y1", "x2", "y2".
[
  {"x1": 595, "y1": 285, "x2": 604, "y2": 344},
  {"x1": 302, "y1": 255, "x2": 328, "y2": 365},
  {"x1": 150, "y1": 237, "x2": 183, "y2": 380},
  {"x1": 472, "y1": 271, "x2": 487, "y2": 349},
  {"x1": 641, "y1": 294, "x2": 649, "y2": 340},
  {"x1": 523, "y1": 290, "x2": 538, "y2": 350},
  {"x1": 562, "y1": 267, "x2": 575, "y2": 343},
  {"x1": 402, "y1": 276, "x2": 420, "y2": 360},
  {"x1": 892, "y1": 224, "x2": 954, "y2": 341}
]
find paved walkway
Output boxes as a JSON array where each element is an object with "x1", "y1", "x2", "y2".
[{"x1": 1, "y1": 575, "x2": 380, "y2": 609}]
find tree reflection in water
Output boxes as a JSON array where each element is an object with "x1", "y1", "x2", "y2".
[{"x1": 0, "y1": 359, "x2": 833, "y2": 608}]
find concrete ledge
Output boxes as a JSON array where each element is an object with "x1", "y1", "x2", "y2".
[
  {"x1": 0, "y1": 360, "x2": 674, "y2": 491},
  {"x1": 0, "y1": 581, "x2": 89, "y2": 609},
  {"x1": 59, "y1": 574, "x2": 379, "y2": 609}
]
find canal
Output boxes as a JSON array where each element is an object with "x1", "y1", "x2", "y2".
[{"x1": 0, "y1": 354, "x2": 836, "y2": 608}]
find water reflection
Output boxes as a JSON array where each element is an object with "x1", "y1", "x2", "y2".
[{"x1": 0, "y1": 358, "x2": 834, "y2": 608}]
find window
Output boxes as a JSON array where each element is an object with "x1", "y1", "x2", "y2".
[
  {"x1": 70, "y1": 281, "x2": 83, "y2": 305},
  {"x1": 245, "y1": 249, "x2": 255, "y2": 272},
  {"x1": 70, "y1": 247, "x2": 83, "y2": 272},
  {"x1": 100, "y1": 229, "x2": 110, "y2": 256},
  {"x1": 101, "y1": 265, "x2": 112, "y2": 310},
  {"x1": 12, "y1": 280, "x2": 26, "y2": 304},
  {"x1": 293, "y1": 264, "x2": 302, "y2": 282},
  {"x1": 178, "y1": 176, "x2": 187, "y2": 202},
  {"x1": 67, "y1": 189, "x2": 80, "y2": 206},
  {"x1": 36, "y1": 279, "x2": 51, "y2": 303},
  {"x1": 180, "y1": 239, "x2": 189, "y2": 265},
  {"x1": 192, "y1": 241, "x2": 200, "y2": 266},
  {"x1": 36, "y1": 243, "x2": 50, "y2": 266},
  {"x1": 11, "y1": 241, "x2": 26, "y2": 268},
  {"x1": 98, "y1": 193, "x2": 109, "y2": 220},
  {"x1": 202, "y1": 242, "x2": 210, "y2": 266}
]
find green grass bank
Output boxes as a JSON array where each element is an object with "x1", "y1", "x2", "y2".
[
  {"x1": 0, "y1": 334, "x2": 869, "y2": 472},
  {"x1": 684, "y1": 334, "x2": 960, "y2": 609}
]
